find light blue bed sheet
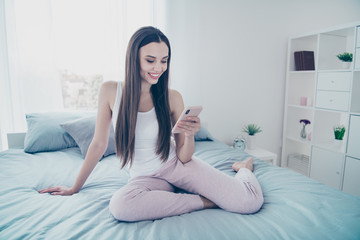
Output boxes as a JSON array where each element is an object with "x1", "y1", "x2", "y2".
[{"x1": 0, "y1": 140, "x2": 359, "y2": 240}]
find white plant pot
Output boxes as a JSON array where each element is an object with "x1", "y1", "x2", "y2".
[
  {"x1": 247, "y1": 135, "x2": 256, "y2": 150},
  {"x1": 334, "y1": 139, "x2": 343, "y2": 147},
  {"x1": 342, "y1": 61, "x2": 352, "y2": 69}
]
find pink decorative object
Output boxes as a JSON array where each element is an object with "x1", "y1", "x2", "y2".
[
  {"x1": 300, "y1": 97, "x2": 307, "y2": 106},
  {"x1": 306, "y1": 97, "x2": 313, "y2": 107}
]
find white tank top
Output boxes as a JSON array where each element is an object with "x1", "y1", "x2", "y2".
[{"x1": 112, "y1": 82, "x2": 177, "y2": 178}]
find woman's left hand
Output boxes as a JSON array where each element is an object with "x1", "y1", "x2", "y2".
[{"x1": 177, "y1": 116, "x2": 201, "y2": 138}]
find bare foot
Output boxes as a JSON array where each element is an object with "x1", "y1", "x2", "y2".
[
  {"x1": 232, "y1": 157, "x2": 254, "y2": 172},
  {"x1": 200, "y1": 196, "x2": 218, "y2": 209}
]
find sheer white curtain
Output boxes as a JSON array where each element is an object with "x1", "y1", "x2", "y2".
[{"x1": 0, "y1": 0, "x2": 164, "y2": 150}]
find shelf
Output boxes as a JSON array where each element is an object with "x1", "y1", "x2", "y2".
[
  {"x1": 290, "y1": 69, "x2": 354, "y2": 73},
  {"x1": 290, "y1": 69, "x2": 354, "y2": 74},
  {"x1": 314, "y1": 107, "x2": 349, "y2": 113},
  {"x1": 350, "y1": 71, "x2": 360, "y2": 113},
  {"x1": 289, "y1": 70, "x2": 316, "y2": 74},
  {"x1": 312, "y1": 142, "x2": 346, "y2": 154},
  {"x1": 288, "y1": 104, "x2": 313, "y2": 110},
  {"x1": 312, "y1": 110, "x2": 348, "y2": 148},
  {"x1": 322, "y1": 27, "x2": 355, "y2": 37},
  {"x1": 290, "y1": 69, "x2": 355, "y2": 73},
  {"x1": 287, "y1": 73, "x2": 316, "y2": 106},
  {"x1": 317, "y1": 69, "x2": 353, "y2": 73},
  {"x1": 318, "y1": 29, "x2": 355, "y2": 71},
  {"x1": 283, "y1": 23, "x2": 360, "y2": 194},
  {"x1": 289, "y1": 35, "x2": 318, "y2": 72},
  {"x1": 286, "y1": 136, "x2": 312, "y2": 145}
]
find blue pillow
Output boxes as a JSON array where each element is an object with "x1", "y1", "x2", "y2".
[
  {"x1": 24, "y1": 112, "x2": 94, "y2": 153},
  {"x1": 61, "y1": 116, "x2": 115, "y2": 158},
  {"x1": 195, "y1": 126, "x2": 214, "y2": 141}
]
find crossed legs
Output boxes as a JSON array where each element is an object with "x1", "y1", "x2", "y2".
[{"x1": 109, "y1": 157, "x2": 263, "y2": 222}]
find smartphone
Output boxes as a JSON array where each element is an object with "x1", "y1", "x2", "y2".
[{"x1": 172, "y1": 106, "x2": 203, "y2": 134}]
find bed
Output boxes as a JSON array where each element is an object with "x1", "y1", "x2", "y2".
[{"x1": 1, "y1": 112, "x2": 360, "y2": 240}]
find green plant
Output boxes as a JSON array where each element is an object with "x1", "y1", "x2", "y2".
[
  {"x1": 242, "y1": 124, "x2": 262, "y2": 136},
  {"x1": 336, "y1": 52, "x2": 353, "y2": 62},
  {"x1": 333, "y1": 125, "x2": 346, "y2": 140}
]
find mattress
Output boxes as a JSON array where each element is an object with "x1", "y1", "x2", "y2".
[{"x1": 1, "y1": 139, "x2": 360, "y2": 240}]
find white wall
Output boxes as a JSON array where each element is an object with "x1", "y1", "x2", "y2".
[{"x1": 163, "y1": 0, "x2": 360, "y2": 164}]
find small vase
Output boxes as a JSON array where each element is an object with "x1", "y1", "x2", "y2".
[
  {"x1": 342, "y1": 61, "x2": 352, "y2": 69},
  {"x1": 247, "y1": 135, "x2": 256, "y2": 150},
  {"x1": 334, "y1": 139, "x2": 343, "y2": 147},
  {"x1": 300, "y1": 125, "x2": 307, "y2": 139}
]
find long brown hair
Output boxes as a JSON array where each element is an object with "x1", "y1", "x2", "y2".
[{"x1": 115, "y1": 26, "x2": 172, "y2": 168}]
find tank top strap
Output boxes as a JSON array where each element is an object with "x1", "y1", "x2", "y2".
[{"x1": 112, "y1": 82, "x2": 122, "y2": 128}]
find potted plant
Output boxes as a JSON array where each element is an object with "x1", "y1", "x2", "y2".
[
  {"x1": 336, "y1": 52, "x2": 353, "y2": 69},
  {"x1": 333, "y1": 125, "x2": 346, "y2": 140},
  {"x1": 242, "y1": 124, "x2": 262, "y2": 150}
]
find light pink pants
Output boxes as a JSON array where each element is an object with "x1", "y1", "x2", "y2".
[{"x1": 109, "y1": 156, "x2": 263, "y2": 222}]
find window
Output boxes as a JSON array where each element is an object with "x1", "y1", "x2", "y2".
[{"x1": 1, "y1": 0, "x2": 164, "y2": 149}]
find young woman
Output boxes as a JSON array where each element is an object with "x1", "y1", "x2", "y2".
[{"x1": 39, "y1": 26, "x2": 264, "y2": 222}]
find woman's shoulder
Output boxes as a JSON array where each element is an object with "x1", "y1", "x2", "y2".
[
  {"x1": 99, "y1": 81, "x2": 119, "y2": 108},
  {"x1": 169, "y1": 89, "x2": 184, "y2": 113},
  {"x1": 169, "y1": 88, "x2": 182, "y2": 99},
  {"x1": 169, "y1": 89, "x2": 182, "y2": 103},
  {"x1": 101, "y1": 80, "x2": 118, "y2": 90},
  {"x1": 100, "y1": 81, "x2": 120, "y2": 96}
]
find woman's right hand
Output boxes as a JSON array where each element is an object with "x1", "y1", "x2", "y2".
[
  {"x1": 38, "y1": 186, "x2": 76, "y2": 196},
  {"x1": 37, "y1": 82, "x2": 115, "y2": 197}
]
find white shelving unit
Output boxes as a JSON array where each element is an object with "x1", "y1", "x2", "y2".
[{"x1": 281, "y1": 22, "x2": 360, "y2": 197}]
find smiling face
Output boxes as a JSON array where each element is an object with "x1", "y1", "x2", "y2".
[{"x1": 139, "y1": 41, "x2": 169, "y2": 86}]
